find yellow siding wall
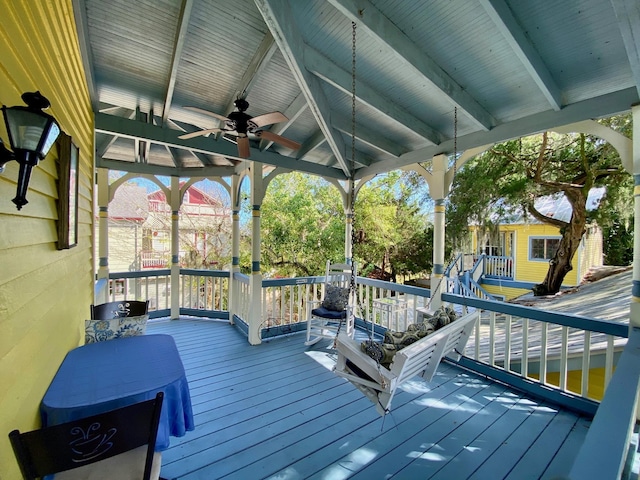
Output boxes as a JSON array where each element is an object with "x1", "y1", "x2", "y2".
[
  {"x1": 513, "y1": 223, "x2": 579, "y2": 285},
  {"x1": 0, "y1": 1, "x2": 93, "y2": 477},
  {"x1": 482, "y1": 284, "x2": 530, "y2": 300},
  {"x1": 579, "y1": 226, "x2": 603, "y2": 276}
]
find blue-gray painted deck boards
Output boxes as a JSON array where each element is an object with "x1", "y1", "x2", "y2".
[{"x1": 147, "y1": 318, "x2": 591, "y2": 479}]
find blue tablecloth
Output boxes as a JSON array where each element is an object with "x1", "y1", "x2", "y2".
[{"x1": 41, "y1": 334, "x2": 194, "y2": 450}]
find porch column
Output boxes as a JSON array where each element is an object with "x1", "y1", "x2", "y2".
[
  {"x1": 631, "y1": 103, "x2": 640, "y2": 329},
  {"x1": 96, "y1": 168, "x2": 110, "y2": 303},
  {"x1": 228, "y1": 173, "x2": 241, "y2": 325},
  {"x1": 429, "y1": 154, "x2": 448, "y2": 311},
  {"x1": 170, "y1": 176, "x2": 181, "y2": 320},
  {"x1": 249, "y1": 163, "x2": 264, "y2": 345}
]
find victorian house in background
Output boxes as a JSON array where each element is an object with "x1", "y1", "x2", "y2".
[{"x1": 102, "y1": 182, "x2": 232, "y2": 272}]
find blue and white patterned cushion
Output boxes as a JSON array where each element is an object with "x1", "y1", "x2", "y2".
[{"x1": 84, "y1": 315, "x2": 149, "y2": 344}]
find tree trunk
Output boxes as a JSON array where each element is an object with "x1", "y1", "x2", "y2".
[{"x1": 532, "y1": 209, "x2": 586, "y2": 296}]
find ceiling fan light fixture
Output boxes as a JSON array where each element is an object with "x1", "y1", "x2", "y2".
[
  {"x1": 183, "y1": 99, "x2": 298, "y2": 158},
  {"x1": 234, "y1": 98, "x2": 249, "y2": 112}
]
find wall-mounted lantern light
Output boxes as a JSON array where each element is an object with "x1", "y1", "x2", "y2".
[{"x1": 0, "y1": 91, "x2": 61, "y2": 210}]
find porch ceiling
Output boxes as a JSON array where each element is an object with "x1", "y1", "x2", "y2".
[{"x1": 74, "y1": 0, "x2": 640, "y2": 180}]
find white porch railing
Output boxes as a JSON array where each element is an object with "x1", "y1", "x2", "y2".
[
  {"x1": 256, "y1": 275, "x2": 433, "y2": 336},
  {"x1": 104, "y1": 270, "x2": 629, "y2": 408},
  {"x1": 103, "y1": 267, "x2": 635, "y2": 477},
  {"x1": 104, "y1": 269, "x2": 229, "y2": 318},
  {"x1": 103, "y1": 269, "x2": 172, "y2": 313},
  {"x1": 232, "y1": 272, "x2": 250, "y2": 326},
  {"x1": 180, "y1": 269, "x2": 229, "y2": 314},
  {"x1": 140, "y1": 251, "x2": 169, "y2": 269},
  {"x1": 563, "y1": 327, "x2": 640, "y2": 480},
  {"x1": 484, "y1": 255, "x2": 514, "y2": 278}
]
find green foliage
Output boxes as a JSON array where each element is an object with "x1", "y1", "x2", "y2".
[
  {"x1": 448, "y1": 119, "x2": 631, "y2": 246},
  {"x1": 447, "y1": 114, "x2": 632, "y2": 291},
  {"x1": 245, "y1": 171, "x2": 434, "y2": 280},
  {"x1": 257, "y1": 173, "x2": 345, "y2": 277},
  {"x1": 603, "y1": 218, "x2": 634, "y2": 266},
  {"x1": 354, "y1": 172, "x2": 433, "y2": 279}
]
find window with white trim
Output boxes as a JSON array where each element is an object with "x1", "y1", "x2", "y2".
[{"x1": 529, "y1": 237, "x2": 560, "y2": 261}]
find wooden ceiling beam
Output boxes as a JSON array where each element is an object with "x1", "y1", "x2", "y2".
[
  {"x1": 480, "y1": 0, "x2": 562, "y2": 111},
  {"x1": 328, "y1": 0, "x2": 496, "y2": 131},
  {"x1": 255, "y1": 0, "x2": 351, "y2": 177}
]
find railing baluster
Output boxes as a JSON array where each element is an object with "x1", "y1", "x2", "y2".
[
  {"x1": 153, "y1": 276, "x2": 158, "y2": 312},
  {"x1": 213, "y1": 276, "x2": 217, "y2": 310},
  {"x1": 605, "y1": 335, "x2": 614, "y2": 390},
  {"x1": 280, "y1": 285, "x2": 285, "y2": 324},
  {"x1": 581, "y1": 330, "x2": 591, "y2": 397},
  {"x1": 540, "y1": 322, "x2": 548, "y2": 384},
  {"x1": 504, "y1": 315, "x2": 512, "y2": 372},
  {"x1": 489, "y1": 311, "x2": 496, "y2": 366},
  {"x1": 165, "y1": 274, "x2": 170, "y2": 310},
  {"x1": 522, "y1": 317, "x2": 529, "y2": 377},
  {"x1": 560, "y1": 326, "x2": 569, "y2": 391}
]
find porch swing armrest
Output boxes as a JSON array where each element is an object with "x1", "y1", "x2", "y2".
[{"x1": 334, "y1": 333, "x2": 395, "y2": 391}]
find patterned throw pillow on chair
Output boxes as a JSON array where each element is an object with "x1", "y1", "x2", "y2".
[
  {"x1": 321, "y1": 285, "x2": 350, "y2": 311},
  {"x1": 85, "y1": 315, "x2": 149, "y2": 344}
]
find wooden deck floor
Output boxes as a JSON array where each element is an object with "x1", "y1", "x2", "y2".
[{"x1": 147, "y1": 318, "x2": 591, "y2": 480}]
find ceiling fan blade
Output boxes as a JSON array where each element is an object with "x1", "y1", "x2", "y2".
[
  {"x1": 256, "y1": 130, "x2": 301, "y2": 150},
  {"x1": 237, "y1": 135, "x2": 250, "y2": 158},
  {"x1": 184, "y1": 106, "x2": 229, "y2": 122},
  {"x1": 250, "y1": 111, "x2": 288, "y2": 128},
  {"x1": 178, "y1": 128, "x2": 222, "y2": 140}
]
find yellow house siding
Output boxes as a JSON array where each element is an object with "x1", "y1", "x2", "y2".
[
  {"x1": 513, "y1": 224, "x2": 579, "y2": 285},
  {"x1": 0, "y1": 1, "x2": 94, "y2": 478},
  {"x1": 482, "y1": 284, "x2": 530, "y2": 300},
  {"x1": 579, "y1": 226, "x2": 603, "y2": 276}
]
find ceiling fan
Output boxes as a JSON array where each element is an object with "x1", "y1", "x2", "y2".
[{"x1": 179, "y1": 98, "x2": 301, "y2": 158}]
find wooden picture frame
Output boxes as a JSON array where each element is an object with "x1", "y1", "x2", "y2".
[{"x1": 57, "y1": 133, "x2": 79, "y2": 249}]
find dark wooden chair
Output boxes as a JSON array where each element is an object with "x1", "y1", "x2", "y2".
[
  {"x1": 90, "y1": 300, "x2": 149, "y2": 320},
  {"x1": 9, "y1": 392, "x2": 164, "y2": 480}
]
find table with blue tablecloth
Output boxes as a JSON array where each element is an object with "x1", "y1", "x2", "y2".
[{"x1": 41, "y1": 334, "x2": 194, "y2": 450}]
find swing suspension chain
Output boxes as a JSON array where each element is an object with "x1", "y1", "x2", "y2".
[
  {"x1": 347, "y1": 22, "x2": 370, "y2": 340},
  {"x1": 453, "y1": 106, "x2": 458, "y2": 178},
  {"x1": 350, "y1": 20, "x2": 357, "y2": 305},
  {"x1": 335, "y1": 21, "x2": 358, "y2": 341}
]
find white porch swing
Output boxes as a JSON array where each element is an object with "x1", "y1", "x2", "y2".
[{"x1": 330, "y1": 21, "x2": 480, "y2": 416}]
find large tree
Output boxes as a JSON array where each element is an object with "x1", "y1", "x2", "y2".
[
  {"x1": 354, "y1": 171, "x2": 433, "y2": 281},
  {"x1": 253, "y1": 171, "x2": 433, "y2": 280},
  {"x1": 447, "y1": 116, "x2": 632, "y2": 296},
  {"x1": 257, "y1": 173, "x2": 345, "y2": 277}
]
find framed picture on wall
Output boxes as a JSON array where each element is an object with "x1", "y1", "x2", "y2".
[{"x1": 57, "y1": 133, "x2": 79, "y2": 249}]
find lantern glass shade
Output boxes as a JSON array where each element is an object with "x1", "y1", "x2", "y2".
[{"x1": 2, "y1": 106, "x2": 60, "y2": 161}]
